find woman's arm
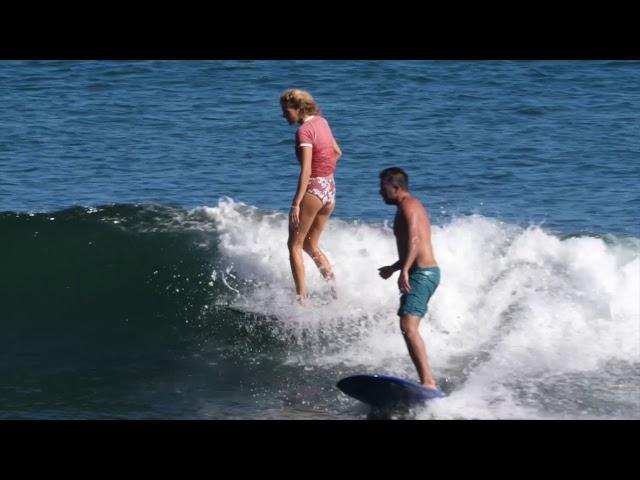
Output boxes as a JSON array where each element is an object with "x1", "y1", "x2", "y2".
[
  {"x1": 332, "y1": 138, "x2": 342, "y2": 161},
  {"x1": 290, "y1": 146, "x2": 312, "y2": 228}
]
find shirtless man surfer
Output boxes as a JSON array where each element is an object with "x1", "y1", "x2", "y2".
[{"x1": 377, "y1": 167, "x2": 441, "y2": 390}]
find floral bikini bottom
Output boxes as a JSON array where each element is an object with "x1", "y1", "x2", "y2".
[{"x1": 306, "y1": 175, "x2": 336, "y2": 206}]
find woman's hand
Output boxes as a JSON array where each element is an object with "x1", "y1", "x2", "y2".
[{"x1": 289, "y1": 205, "x2": 300, "y2": 230}]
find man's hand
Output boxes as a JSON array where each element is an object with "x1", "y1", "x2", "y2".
[
  {"x1": 398, "y1": 269, "x2": 411, "y2": 294},
  {"x1": 378, "y1": 265, "x2": 395, "y2": 279}
]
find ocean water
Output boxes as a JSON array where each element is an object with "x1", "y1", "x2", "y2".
[{"x1": 1, "y1": 60, "x2": 638, "y2": 419}]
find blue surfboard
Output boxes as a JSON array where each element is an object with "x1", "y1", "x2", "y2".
[{"x1": 337, "y1": 374, "x2": 446, "y2": 409}]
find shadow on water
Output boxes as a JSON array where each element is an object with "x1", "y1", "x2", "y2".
[{"x1": 367, "y1": 405, "x2": 419, "y2": 420}]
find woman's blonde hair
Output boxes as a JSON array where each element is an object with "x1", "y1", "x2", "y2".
[{"x1": 279, "y1": 89, "x2": 320, "y2": 116}]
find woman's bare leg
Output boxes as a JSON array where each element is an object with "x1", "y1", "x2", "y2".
[
  {"x1": 303, "y1": 200, "x2": 335, "y2": 281},
  {"x1": 287, "y1": 193, "x2": 323, "y2": 302}
]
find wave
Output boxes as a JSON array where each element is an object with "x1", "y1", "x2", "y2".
[
  {"x1": 204, "y1": 198, "x2": 640, "y2": 418},
  {"x1": 1, "y1": 204, "x2": 223, "y2": 354},
  {"x1": 2, "y1": 199, "x2": 638, "y2": 418}
]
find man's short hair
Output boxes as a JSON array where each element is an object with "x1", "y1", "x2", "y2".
[{"x1": 380, "y1": 167, "x2": 409, "y2": 190}]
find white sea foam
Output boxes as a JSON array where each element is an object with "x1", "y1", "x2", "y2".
[{"x1": 201, "y1": 198, "x2": 640, "y2": 418}]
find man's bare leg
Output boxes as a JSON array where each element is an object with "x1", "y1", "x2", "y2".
[{"x1": 400, "y1": 314, "x2": 437, "y2": 389}]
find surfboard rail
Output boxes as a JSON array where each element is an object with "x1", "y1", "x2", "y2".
[{"x1": 337, "y1": 374, "x2": 446, "y2": 408}]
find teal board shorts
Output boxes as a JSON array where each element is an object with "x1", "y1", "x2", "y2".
[{"x1": 398, "y1": 266, "x2": 440, "y2": 318}]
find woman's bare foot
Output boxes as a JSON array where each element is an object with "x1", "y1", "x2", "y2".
[{"x1": 329, "y1": 284, "x2": 338, "y2": 300}]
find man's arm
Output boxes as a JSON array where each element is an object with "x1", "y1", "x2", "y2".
[
  {"x1": 401, "y1": 200, "x2": 421, "y2": 272},
  {"x1": 378, "y1": 260, "x2": 402, "y2": 279},
  {"x1": 398, "y1": 199, "x2": 421, "y2": 292}
]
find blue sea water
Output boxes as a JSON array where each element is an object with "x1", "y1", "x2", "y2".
[
  {"x1": 2, "y1": 60, "x2": 639, "y2": 235},
  {"x1": 1, "y1": 60, "x2": 638, "y2": 419}
]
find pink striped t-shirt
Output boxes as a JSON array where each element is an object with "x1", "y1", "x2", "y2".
[{"x1": 295, "y1": 116, "x2": 337, "y2": 177}]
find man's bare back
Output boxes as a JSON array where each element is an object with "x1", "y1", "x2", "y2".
[{"x1": 394, "y1": 196, "x2": 437, "y2": 271}]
